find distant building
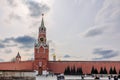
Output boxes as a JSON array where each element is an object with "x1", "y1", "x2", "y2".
[{"x1": 0, "y1": 14, "x2": 120, "y2": 75}]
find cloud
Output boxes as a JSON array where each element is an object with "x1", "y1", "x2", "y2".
[
  {"x1": 0, "y1": 58, "x2": 4, "y2": 62},
  {"x1": 84, "y1": 27, "x2": 104, "y2": 37},
  {"x1": 7, "y1": 0, "x2": 17, "y2": 7},
  {"x1": 25, "y1": 0, "x2": 50, "y2": 17},
  {"x1": 63, "y1": 54, "x2": 81, "y2": 59},
  {"x1": 1, "y1": 35, "x2": 35, "y2": 49},
  {"x1": 4, "y1": 49, "x2": 12, "y2": 54},
  {"x1": 6, "y1": 0, "x2": 50, "y2": 22},
  {"x1": 25, "y1": 53, "x2": 34, "y2": 57},
  {"x1": 13, "y1": 35, "x2": 35, "y2": 49},
  {"x1": 83, "y1": 0, "x2": 120, "y2": 37},
  {"x1": 6, "y1": 0, "x2": 25, "y2": 20},
  {"x1": 6, "y1": 44, "x2": 17, "y2": 47},
  {"x1": 1, "y1": 37, "x2": 14, "y2": 43},
  {"x1": 50, "y1": 48, "x2": 55, "y2": 53},
  {"x1": 24, "y1": 53, "x2": 34, "y2": 60},
  {"x1": 63, "y1": 54, "x2": 71, "y2": 58},
  {"x1": 14, "y1": 35, "x2": 35, "y2": 45},
  {"x1": 93, "y1": 48, "x2": 119, "y2": 60},
  {"x1": 0, "y1": 43, "x2": 5, "y2": 48},
  {"x1": 8, "y1": 12, "x2": 21, "y2": 20}
]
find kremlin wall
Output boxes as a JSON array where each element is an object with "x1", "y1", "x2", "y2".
[
  {"x1": 0, "y1": 14, "x2": 120, "y2": 76},
  {"x1": 48, "y1": 61, "x2": 120, "y2": 74}
]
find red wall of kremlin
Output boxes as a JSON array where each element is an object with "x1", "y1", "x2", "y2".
[
  {"x1": 0, "y1": 61, "x2": 34, "y2": 71},
  {"x1": 48, "y1": 61, "x2": 120, "y2": 74},
  {"x1": 0, "y1": 60, "x2": 120, "y2": 74}
]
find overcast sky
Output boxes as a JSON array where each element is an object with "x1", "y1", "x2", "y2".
[{"x1": 0, "y1": 0, "x2": 120, "y2": 62}]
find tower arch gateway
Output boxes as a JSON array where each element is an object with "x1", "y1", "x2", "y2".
[{"x1": 34, "y1": 14, "x2": 49, "y2": 75}]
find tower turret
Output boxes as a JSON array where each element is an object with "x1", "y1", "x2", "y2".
[{"x1": 16, "y1": 52, "x2": 21, "y2": 63}]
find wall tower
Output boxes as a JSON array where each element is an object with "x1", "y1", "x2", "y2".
[
  {"x1": 34, "y1": 14, "x2": 49, "y2": 75},
  {"x1": 16, "y1": 52, "x2": 21, "y2": 63}
]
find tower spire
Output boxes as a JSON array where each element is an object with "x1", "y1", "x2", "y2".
[
  {"x1": 41, "y1": 14, "x2": 44, "y2": 27},
  {"x1": 16, "y1": 52, "x2": 21, "y2": 63},
  {"x1": 39, "y1": 13, "x2": 46, "y2": 33},
  {"x1": 16, "y1": 52, "x2": 21, "y2": 58}
]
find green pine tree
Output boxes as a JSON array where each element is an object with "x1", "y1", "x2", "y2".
[
  {"x1": 77, "y1": 67, "x2": 83, "y2": 75},
  {"x1": 80, "y1": 67, "x2": 83, "y2": 75},
  {"x1": 65, "y1": 66, "x2": 71, "y2": 75},
  {"x1": 100, "y1": 67, "x2": 104, "y2": 74},
  {"x1": 73, "y1": 65, "x2": 76, "y2": 75},
  {"x1": 113, "y1": 67, "x2": 117, "y2": 74},
  {"x1": 103, "y1": 67, "x2": 107, "y2": 74},
  {"x1": 94, "y1": 68, "x2": 98, "y2": 74},
  {"x1": 91, "y1": 66, "x2": 95, "y2": 74},
  {"x1": 119, "y1": 70, "x2": 120, "y2": 74},
  {"x1": 109, "y1": 67, "x2": 113, "y2": 74}
]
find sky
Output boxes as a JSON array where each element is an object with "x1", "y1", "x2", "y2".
[{"x1": 0, "y1": 0, "x2": 120, "y2": 62}]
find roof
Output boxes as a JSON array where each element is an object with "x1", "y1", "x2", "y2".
[
  {"x1": 16, "y1": 52, "x2": 21, "y2": 58},
  {"x1": 39, "y1": 14, "x2": 46, "y2": 32}
]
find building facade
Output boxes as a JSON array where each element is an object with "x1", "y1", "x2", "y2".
[{"x1": 0, "y1": 14, "x2": 120, "y2": 75}]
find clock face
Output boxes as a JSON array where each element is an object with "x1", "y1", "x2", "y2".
[{"x1": 40, "y1": 38, "x2": 44, "y2": 42}]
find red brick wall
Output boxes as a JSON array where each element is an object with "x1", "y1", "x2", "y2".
[
  {"x1": 34, "y1": 45, "x2": 49, "y2": 71},
  {"x1": 0, "y1": 61, "x2": 34, "y2": 71},
  {"x1": 48, "y1": 61, "x2": 120, "y2": 74}
]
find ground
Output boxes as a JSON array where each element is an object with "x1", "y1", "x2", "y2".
[{"x1": 36, "y1": 75, "x2": 120, "y2": 80}]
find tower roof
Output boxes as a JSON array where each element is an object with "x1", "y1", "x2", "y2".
[
  {"x1": 39, "y1": 14, "x2": 46, "y2": 32},
  {"x1": 16, "y1": 52, "x2": 21, "y2": 58},
  {"x1": 41, "y1": 14, "x2": 44, "y2": 27}
]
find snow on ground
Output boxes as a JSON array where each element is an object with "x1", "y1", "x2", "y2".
[
  {"x1": 36, "y1": 76, "x2": 56, "y2": 80},
  {"x1": 36, "y1": 75, "x2": 120, "y2": 80}
]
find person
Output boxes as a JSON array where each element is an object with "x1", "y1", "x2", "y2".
[
  {"x1": 52, "y1": 73, "x2": 54, "y2": 77},
  {"x1": 57, "y1": 74, "x2": 65, "y2": 80},
  {"x1": 95, "y1": 75, "x2": 100, "y2": 80},
  {"x1": 114, "y1": 76, "x2": 118, "y2": 80},
  {"x1": 81, "y1": 75, "x2": 84, "y2": 80},
  {"x1": 108, "y1": 76, "x2": 111, "y2": 80}
]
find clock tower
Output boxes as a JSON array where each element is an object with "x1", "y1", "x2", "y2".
[{"x1": 34, "y1": 14, "x2": 49, "y2": 75}]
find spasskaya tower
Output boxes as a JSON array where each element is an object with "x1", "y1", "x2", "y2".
[{"x1": 34, "y1": 14, "x2": 49, "y2": 75}]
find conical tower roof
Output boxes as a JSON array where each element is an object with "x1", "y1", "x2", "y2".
[
  {"x1": 16, "y1": 52, "x2": 21, "y2": 58},
  {"x1": 39, "y1": 14, "x2": 46, "y2": 32}
]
